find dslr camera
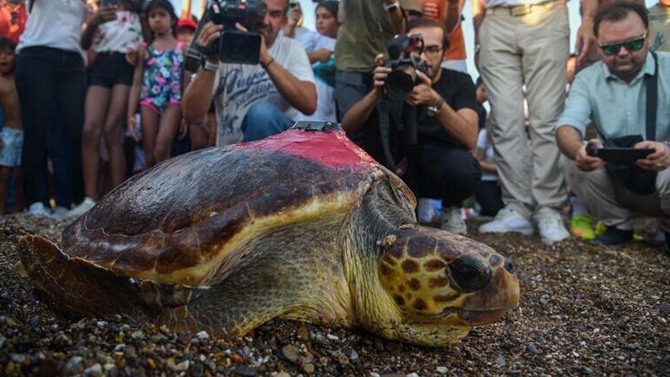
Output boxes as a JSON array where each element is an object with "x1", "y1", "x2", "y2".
[
  {"x1": 186, "y1": 0, "x2": 267, "y2": 70},
  {"x1": 384, "y1": 34, "x2": 428, "y2": 101}
]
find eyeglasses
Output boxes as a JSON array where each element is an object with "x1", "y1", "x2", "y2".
[
  {"x1": 410, "y1": 45, "x2": 442, "y2": 57},
  {"x1": 598, "y1": 33, "x2": 646, "y2": 56}
]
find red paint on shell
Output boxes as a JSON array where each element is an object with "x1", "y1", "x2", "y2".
[{"x1": 244, "y1": 130, "x2": 379, "y2": 168}]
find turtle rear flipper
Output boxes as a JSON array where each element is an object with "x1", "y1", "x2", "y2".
[{"x1": 17, "y1": 235, "x2": 146, "y2": 319}]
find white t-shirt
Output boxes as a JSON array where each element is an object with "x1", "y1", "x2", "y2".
[
  {"x1": 213, "y1": 36, "x2": 315, "y2": 146},
  {"x1": 18, "y1": 0, "x2": 89, "y2": 57},
  {"x1": 476, "y1": 128, "x2": 498, "y2": 182},
  {"x1": 93, "y1": 11, "x2": 143, "y2": 54},
  {"x1": 295, "y1": 30, "x2": 337, "y2": 123}
]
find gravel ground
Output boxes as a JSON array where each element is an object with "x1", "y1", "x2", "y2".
[{"x1": 0, "y1": 213, "x2": 669, "y2": 376}]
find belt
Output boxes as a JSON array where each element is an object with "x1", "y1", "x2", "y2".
[{"x1": 487, "y1": 0, "x2": 560, "y2": 17}]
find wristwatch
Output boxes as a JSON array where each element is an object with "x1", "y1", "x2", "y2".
[
  {"x1": 427, "y1": 97, "x2": 444, "y2": 117},
  {"x1": 200, "y1": 57, "x2": 219, "y2": 72}
]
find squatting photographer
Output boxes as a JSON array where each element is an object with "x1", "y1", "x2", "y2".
[
  {"x1": 341, "y1": 17, "x2": 481, "y2": 235},
  {"x1": 182, "y1": 0, "x2": 316, "y2": 146}
]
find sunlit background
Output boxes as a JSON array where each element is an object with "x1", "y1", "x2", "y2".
[{"x1": 170, "y1": 0, "x2": 660, "y2": 81}]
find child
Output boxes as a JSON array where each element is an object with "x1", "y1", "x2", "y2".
[
  {"x1": 68, "y1": 0, "x2": 143, "y2": 218},
  {"x1": 127, "y1": 0, "x2": 188, "y2": 168},
  {"x1": 294, "y1": 0, "x2": 338, "y2": 122},
  {"x1": 0, "y1": 37, "x2": 23, "y2": 215}
]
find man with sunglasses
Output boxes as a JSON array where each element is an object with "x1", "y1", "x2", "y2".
[
  {"x1": 556, "y1": 1, "x2": 670, "y2": 251},
  {"x1": 341, "y1": 17, "x2": 481, "y2": 235}
]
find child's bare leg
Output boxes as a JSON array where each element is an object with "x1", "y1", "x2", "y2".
[
  {"x1": 82, "y1": 86, "x2": 111, "y2": 200},
  {"x1": 154, "y1": 105, "x2": 182, "y2": 163},
  {"x1": 140, "y1": 106, "x2": 160, "y2": 168},
  {"x1": 104, "y1": 84, "x2": 131, "y2": 189},
  {"x1": 0, "y1": 166, "x2": 14, "y2": 214},
  {"x1": 189, "y1": 117, "x2": 208, "y2": 151}
]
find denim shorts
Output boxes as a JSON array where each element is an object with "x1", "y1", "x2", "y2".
[
  {"x1": 0, "y1": 127, "x2": 23, "y2": 168},
  {"x1": 89, "y1": 52, "x2": 134, "y2": 88}
]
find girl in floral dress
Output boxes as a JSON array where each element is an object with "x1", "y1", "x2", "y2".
[
  {"x1": 69, "y1": 0, "x2": 144, "y2": 218},
  {"x1": 127, "y1": 0, "x2": 188, "y2": 168}
]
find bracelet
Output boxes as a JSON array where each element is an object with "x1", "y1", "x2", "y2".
[
  {"x1": 201, "y1": 60, "x2": 219, "y2": 72},
  {"x1": 262, "y1": 58, "x2": 275, "y2": 69}
]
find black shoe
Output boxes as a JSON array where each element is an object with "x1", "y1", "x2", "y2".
[{"x1": 593, "y1": 226, "x2": 634, "y2": 246}]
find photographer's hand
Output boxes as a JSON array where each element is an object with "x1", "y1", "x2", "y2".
[
  {"x1": 198, "y1": 21, "x2": 224, "y2": 62},
  {"x1": 575, "y1": 138, "x2": 605, "y2": 172},
  {"x1": 635, "y1": 140, "x2": 669, "y2": 171},
  {"x1": 406, "y1": 70, "x2": 439, "y2": 107},
  {"x1": 372, "y1": 54, "x2": 390, "y2": 100}
]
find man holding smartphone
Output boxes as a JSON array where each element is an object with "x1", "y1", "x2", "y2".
[{"x1": 556, "y1": 1, "x2": 670, "y2": 250}]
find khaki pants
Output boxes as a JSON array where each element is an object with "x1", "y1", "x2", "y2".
[
  {"x1": 563, "y1": 157, "x2": 670, "y2": 230},
  {"x1": 479, "y1": 2, "x2": 569, "y2": 219}
]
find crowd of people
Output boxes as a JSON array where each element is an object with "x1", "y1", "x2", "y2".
[{"x1": 0, "y1": 0, "x2": 669, "y2": 254}]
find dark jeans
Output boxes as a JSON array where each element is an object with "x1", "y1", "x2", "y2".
[
  {"x1": 415, "y1": 144, "x2": 482, "y2": 207},
  {"x1": 475, "y1": 180, "x2": 505, "y2": 217},
  {"x1": 16, "y1": 47, "x2": 86, "y2": 208}
]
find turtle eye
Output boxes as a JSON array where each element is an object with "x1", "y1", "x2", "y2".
[{"x1": 448, "y1": 255, "x2": 492, "y2": 293}]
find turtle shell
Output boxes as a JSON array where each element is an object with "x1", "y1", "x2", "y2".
[{"x1": 63, "y1": 130, "x2": 414, "y2": 285}]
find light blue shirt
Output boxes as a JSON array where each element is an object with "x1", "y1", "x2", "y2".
[{"x1": 557, "y1": 52, "x2": 670, "y2": 141}]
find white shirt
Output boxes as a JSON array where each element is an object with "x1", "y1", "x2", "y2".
[
  {"x1": 476, "y1": 128, "x2": 498, "y2": 182},
  {"x1": 18, "y1": 0, "x2": 89, "y2": 57},
  {"x1": 213, "y1": 36, "x2": 315, "y2": 146},
  {"x1": 93, "y1": 10, "x2": 143, "y2": 54}
]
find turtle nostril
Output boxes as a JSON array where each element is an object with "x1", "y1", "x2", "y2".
[
  {"x1": 448, "y1": 255, "x2": 492, "y2": 293},
  {"x1": 504, "y1": 259, "x2": 515, "y2": 274}
]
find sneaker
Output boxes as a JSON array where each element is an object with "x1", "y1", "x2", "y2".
[
  {"x1": 593, "y1": 226, "x2": 634, "y2": 247},
  {"x1": 478, "y1": 206, "x2": 534, "y2": 236},
  {"x1": 441, "y1": 206, "x2": 466, "y2": 234},
  {"x1": 570, "y1": 214, "x2": 595, "y2": 241},
  {"x1": 417, "y1": 198, "x2": 442, "y2": 224},
  {"x1": 67, "y1": 197, "x2": 96, "y2": 219},
  {"x1": 535, "y1": 209, "x2": 570, "y2": 245},
  {"x1": 51, "y1": 206, "x2": 70, "y2": 219},
  {"x1": 27, "y1": 202, "x2": 50, "y2": 217}
]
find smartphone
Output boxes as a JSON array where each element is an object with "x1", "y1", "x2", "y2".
[{"x1": 593, "y1": 147, "x2": 655, "y2": 165}]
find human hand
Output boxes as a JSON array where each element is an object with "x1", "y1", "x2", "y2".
[
  {"x1": 636, "y1": 140, "x2": 670, "y2": 171},
  {"x1": 405, "y1": 70, "x2": 438, "y2": 107},
  {"x1": 128, "y1": 116, "x2": 140, "y2": 142},
  {"x1": 422, "y1": 2, "x2": 440, "y2": 18},
  {"x1": 178, "y1": 119, "x2": 189, "y2": 140},
  {"x1": 575, "y1": 138, "x2": 605, "y2": 172},
  {"x1": 92, "y1": 5, "x2": 117, "y2": 26},
  {"x1": 288, "y1": 3, "x2": 303, "y2": 26},
  {"x1": 372, "y1": 54, "x2": 391, "y2": 98},
  {"x1": 125, "y1": 49, "x2": 138, "y2": 65},
  {"x1": 197, "y1": 21, "x2": 224, "y2": 61},
  {"x1": 575, "y1": 24, "x2": 597, "y2": 67}
]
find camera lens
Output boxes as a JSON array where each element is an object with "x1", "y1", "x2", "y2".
[{"x1": 385, "y1": 66, "x2": 417, "y2": 101}]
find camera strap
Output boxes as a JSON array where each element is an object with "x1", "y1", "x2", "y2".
[
  {"x1": 377, "y1": 98, "x2": 397, "y2": 170},
  {"x1": 645, "y1": 51, "x2": 658, "y2": 141}
]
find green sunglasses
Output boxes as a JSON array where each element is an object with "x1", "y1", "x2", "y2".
[{"x1": 599, "y1": 33, "x2": 646, "y2": 56}]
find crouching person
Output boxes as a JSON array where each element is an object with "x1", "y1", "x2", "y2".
[{"x1": 555, "y1": 1, "x2": 670, "y2": 251}]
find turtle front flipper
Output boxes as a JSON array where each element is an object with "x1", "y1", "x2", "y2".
[{"x1": 17, "y1": 235, "x2": 147, "y2": 320}]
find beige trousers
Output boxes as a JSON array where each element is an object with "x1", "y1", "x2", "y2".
[
  {"x1": 479, "y1": 2, "x2": 569, "y2": 219},
  {"x1": 563, "y1": 157, "x2": 670, "y2": 230}
]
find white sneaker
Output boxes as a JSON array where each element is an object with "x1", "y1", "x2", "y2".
[
  {"x1": 417, "y1": 198, "x2": 442, "y2": 224},
  {"x1": 535, "y1": 209, "x2": 570, "y2": 245},
  {"x1": 441, "y1": 206, "x2": 466, "y2": 234},
  {"x1": 67, "y1": 197, "x2": 96, "y2": 219},
  {"x1": 478, "y1": 206, "x2": 534, "y2": 236},
  {"x1": 27, "y1": 202, "x2": 50, "y2": 217},
  {"x1": 51, "y1": 206, "x2": 70, "y2": 219}
]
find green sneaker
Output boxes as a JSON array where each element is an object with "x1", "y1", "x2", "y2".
[{"x1": 570, "y1": 214, "x2": 595, "y2": 241}]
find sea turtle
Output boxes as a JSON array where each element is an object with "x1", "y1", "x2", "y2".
[{"x1": 17, "y1": 125, "x2": 520, "y2": 346}]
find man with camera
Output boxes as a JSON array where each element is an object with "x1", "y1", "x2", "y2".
[
  {"x1": 341, "y1": 17, "x2": 480, "y2": 234},
  {"x1": 182, "y1": 0, "x2": 316, "y2": 146},
  {"x1": 556, "y1": 1, "x2": 670, "y2": 250}
]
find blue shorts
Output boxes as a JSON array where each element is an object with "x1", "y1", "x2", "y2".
[{"x1": 0, "y1": 127, "x2": 23, "y2": 168}]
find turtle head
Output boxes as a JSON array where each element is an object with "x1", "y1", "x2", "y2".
[{"x1": 375, "y1": 226, "x2": 520, "y2": 346}]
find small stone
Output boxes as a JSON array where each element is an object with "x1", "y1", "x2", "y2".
[
  {"x1": 526, "y1": 344, "x2": 540, "y2": 355},
  {"x1": 230, "y1": 352, "x2": 245, "y2": 364},
  {"x1": 326, "y1": 334, "x2": 339, "y2": 341},
  {"x1": 495, "y1": 355, "x2": 506, "y2": 367},
  {"x1": 196, "y1": 331, "x2": 210, "y2": 339},
  {"x1": 281, "y1": 344, "x2": 300, "y2": 363},
  {"x1": 436, "y1": 366, "x2": 449, "y2": 374},
  {"x1": 274, "y1": 372, "x2": 291, "y2": 377},
  {"x1": 83, "y1": 363, "x2": 102, "y2": 377},
  {"x1": 659, "y1": 303, "x2": 670, "y2": 313},
  {"x1": 234, "y1": 365, "x2": 257, "y2": 376},
  {"x1": 64, "y1": 356, "x2": 84, "y2": 375},
  {"x1": 302, "y1": 363, "x2": 315, "y2": 374}
]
